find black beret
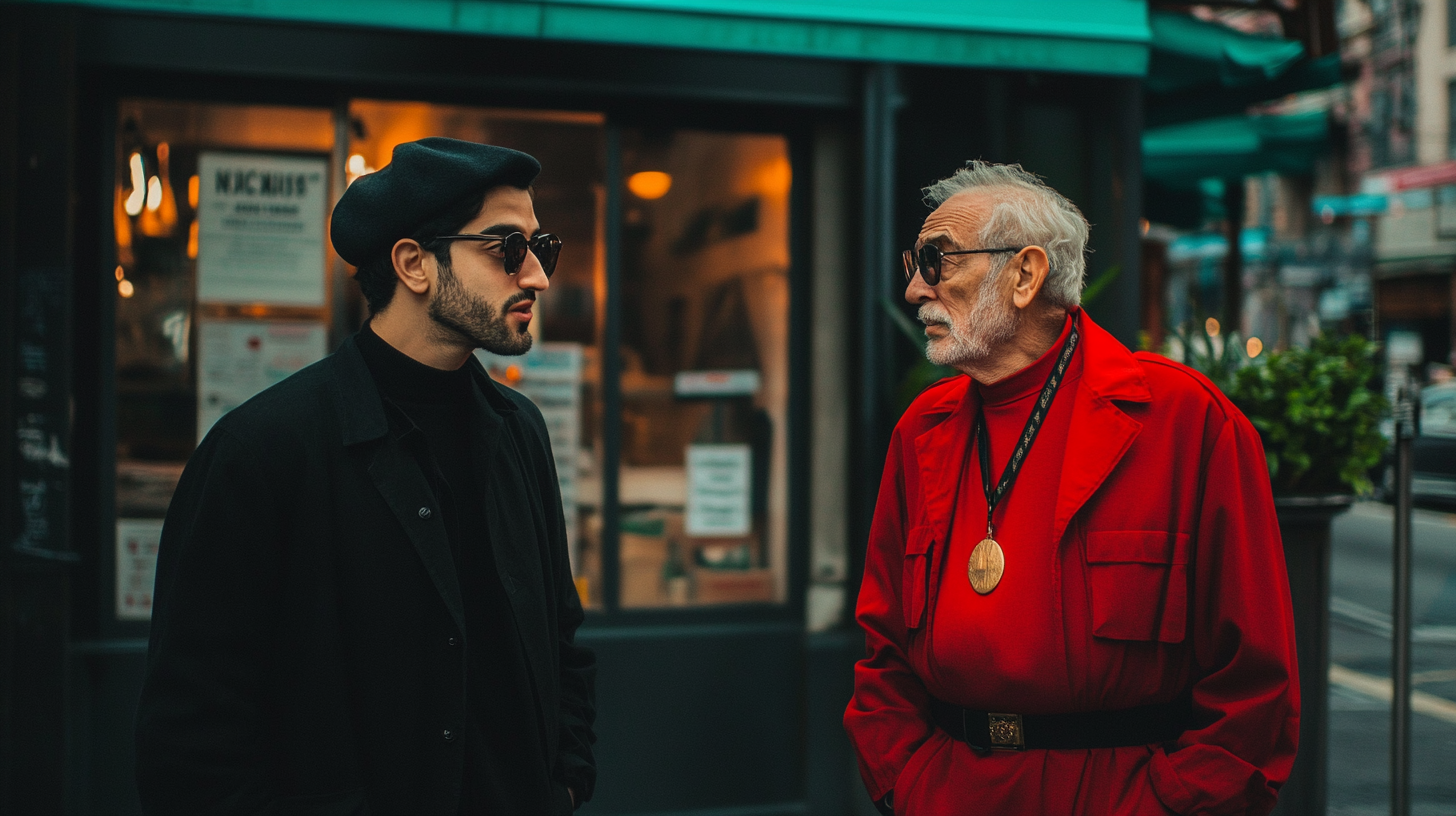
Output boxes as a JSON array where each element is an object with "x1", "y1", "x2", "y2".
[{"x1": 331, "y1": 137, "x2": 540, "y2": 267}]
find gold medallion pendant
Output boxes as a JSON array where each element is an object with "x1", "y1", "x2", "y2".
[{"x1": 968, "y1": 538, "x2": 1004, "y2": 594}]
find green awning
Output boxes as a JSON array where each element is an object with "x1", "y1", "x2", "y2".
[
  {"x1": 19, "y1": 0, "x2": 1151, "y2": 75},
  {"x1": 1146, "y1": 9, "x2": 1305, "y2": 95},
  {"x1": 1146, "y1": 52, "x2": 1342, "y2": 127},
  {"x1": 1143, "y1": 109, "x2": 1330, "y2": 188}
]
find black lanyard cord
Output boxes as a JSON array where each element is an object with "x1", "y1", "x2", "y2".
[{"x1": 975, "y1": 320, "x2": 1080, "y2": 539}]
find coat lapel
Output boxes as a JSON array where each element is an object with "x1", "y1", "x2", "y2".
[
  {"x1": 328, "y1": 336, "x2": 467, "y2": 633},
  {"x1": 1051, "y1": 312, "x2": 1152, "y2": 544},
  {"x1": 367, "y1": 431, "x2": 467, "y2": 635}
]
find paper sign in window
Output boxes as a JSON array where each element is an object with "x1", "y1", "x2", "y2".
[
  {"x1": 116, "y1": 519, "x2": 164, "y2": 621},
  {"x1": 196, "y1": 151, "x2": 328, "y2": 306},
  {"x1": 686, "y1": 444, "x2": 751, "y2": 537},
  {"x1": 197, "y1": 319, "x2": 327, "y2": 443}
]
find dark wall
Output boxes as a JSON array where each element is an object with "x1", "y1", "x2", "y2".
[{"x1": 2, "y1": 4, "x2": 92, "y2": 813}]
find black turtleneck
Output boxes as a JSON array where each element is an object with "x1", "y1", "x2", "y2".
[{"x1": 355, "y1": 322, "x2": 550, "y2": 816}]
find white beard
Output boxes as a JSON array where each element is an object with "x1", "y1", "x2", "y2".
[{"x1": 918, "y1": 270, "x2": 1020, "y2": 367}]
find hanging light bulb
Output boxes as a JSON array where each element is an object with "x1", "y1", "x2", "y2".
[
  {"x1": 141, "y1": 142, "x2": 178, "y2": 236},
  {"x1": 125, "y1": 152, "x2": 146, "y2": 216},
  {"x1": 145, "y1": 176, "x2": 162, "y2": 211}
]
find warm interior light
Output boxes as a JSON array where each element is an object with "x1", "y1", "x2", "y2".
[
  {"x1": 346, "y1": 153, "x2": 375, "y2": 185},
  {"x1": 117, "y1": 279, "x2": 135, "y2": 298},
  {"x1": 504, "y1": 364, "x2": 524, "y2": 384},
  {"x1": 1246, "y1": 336, "x2": 1264, "y2": 358},
  {"x1": 115, "y1": 265, "x2": 125, "y2": 281},
  {"x1": 1140, "y1": 218, "x2": 1150, "y2": 236},
  {"x1": 188, "y1": 174, "x2": 200, "y2": 209},
  {"x1": 755, "y1": 156, "x2": 792, "y2": 197},
  {"x1": 125, "y1": 153, "x2": 146, "y2": 216},
  {"x1": 1205, "y1": 317, "x2": 1220, "y2": 337},
  {"x1": 145, "y1": 176, "x2": 163, "y2": 212},
  {"x1": 627, "y1": 171, "x2": 673, "y2": 200},
  {"x1": 187, "y1": 219, "x2": 199, "y2": 259}
]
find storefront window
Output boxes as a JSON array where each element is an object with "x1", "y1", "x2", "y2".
[
  {"x1": 616, "y1": 129, "x2": 792, "y2": 607},
  {"x1": 111, "y1": 99, "x2": 789, "y2": 618}
]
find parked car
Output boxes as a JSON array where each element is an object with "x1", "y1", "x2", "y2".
[{"x1": 1413, "y1": 382, "x2": 1456, "y2": 505}]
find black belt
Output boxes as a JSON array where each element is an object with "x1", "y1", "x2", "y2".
[{"x1": 930, "y1": 693, "x2": 1191, "y2": 752}]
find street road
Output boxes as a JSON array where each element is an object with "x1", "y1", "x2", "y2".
[{"x1": 1328, "y1": 502, "x2": 1456, "y2": 816}]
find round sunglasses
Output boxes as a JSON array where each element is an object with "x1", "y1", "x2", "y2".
[
  {"x1": 428, "y1": 231, "x2": 563, "y2": 278},
  {"x1": 901, "y1": 244, "x2": 1023, "y2": 286}
]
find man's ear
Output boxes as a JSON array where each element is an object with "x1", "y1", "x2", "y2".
[
  {"x1": 1011, "y1": 246, "x2": 1051, "y2": 310},
  {"x1": 391, "y1": 238, "x2": 433, "y2": 297}
]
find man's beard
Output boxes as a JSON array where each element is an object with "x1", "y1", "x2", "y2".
[
  {"x1": 917, "y1": 264, "x2": 1019, "y2": 367},
  {"x1": 427, "y1": 260, "x2": 534, "y2": 356}
]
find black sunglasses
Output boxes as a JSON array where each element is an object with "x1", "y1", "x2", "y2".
[
  {"x1": 428, "y1": 231, "x2": 562, "y2": 278},
  {"x1": 901, "y1": 244, "x2": 1023, "y2": 286}
]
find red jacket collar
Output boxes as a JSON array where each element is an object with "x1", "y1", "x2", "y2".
[
  {"x1": 915, "y1": 308, "x2": 1150, "y2": 419},
  {"x1": 909, "y1": 308, "x2": 1150, "y2": 545}
]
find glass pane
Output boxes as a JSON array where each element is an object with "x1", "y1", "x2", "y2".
[
  {"x1": 114, "y1": 100, "x2": 336, "y2": 621},
  {"x1": 348, "y1": 101, "x2": 608, "y2": 609},
  {"x1": 617, "y1": 129, "x2": 792, "y2": 608}
]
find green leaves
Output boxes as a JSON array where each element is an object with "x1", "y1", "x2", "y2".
[{"x1": 1226, "y1": 333, "x2": 1387, "y2": 496}]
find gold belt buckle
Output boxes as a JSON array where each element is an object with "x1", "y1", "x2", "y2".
[{"x1": 987, "y1": 713, "x2": 1025, "y2": 750}]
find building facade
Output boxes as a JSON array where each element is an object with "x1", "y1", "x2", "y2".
[{"x1": 0, "y1": 2, "x2": 1148, "y2": 813}]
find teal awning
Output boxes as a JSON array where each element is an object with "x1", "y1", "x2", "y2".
[
  {"x1": 1144, "y1": 10, "x2": 1343, "y2": 127},
  {"x1": 1147, "y1": 9, "x2": 1304, "y2": 95},
  {"x1": 20, "y1": 0, "x2": 1151, "y2": 74},
  {"x1": 1143, "y1": 109, "x2": 1330, "y2": 188}
]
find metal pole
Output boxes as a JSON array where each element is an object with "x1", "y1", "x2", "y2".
[{"x1": 1390, "y1": 373, "x2": 1415, "y2": 816}]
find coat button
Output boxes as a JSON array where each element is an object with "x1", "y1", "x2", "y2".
[
  {"x1": 418, "y1": 506, "x2": 431, "y2": 519},
  {"x1": 447, "y1": 636, "x2": 459, "y2": 647},
  {"x1": 442, "y1": 728, "x2": 455, "y2": 741}
]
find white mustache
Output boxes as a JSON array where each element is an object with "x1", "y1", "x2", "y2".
[{"x1": 918, "y1": 304, "x2": 952, "y2": 328}]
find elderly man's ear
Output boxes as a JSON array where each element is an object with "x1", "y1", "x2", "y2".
[{"x1": 1011, "y1": 246, "x2": 1051, "y2": 310}]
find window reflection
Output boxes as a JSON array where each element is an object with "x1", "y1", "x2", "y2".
[{"x1": 618, "y1": 129, "x2": 791, "y2": 607}]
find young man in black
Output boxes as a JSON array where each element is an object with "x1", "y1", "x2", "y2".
[{"x1": 136, "y1": 138, "x2": 595, "y2": 815}]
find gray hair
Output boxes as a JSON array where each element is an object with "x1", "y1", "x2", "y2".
[{"x1": 922, "y1": 161, "x2": 1089, "y2": 308}]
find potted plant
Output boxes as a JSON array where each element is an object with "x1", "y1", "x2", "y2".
[{"x1": 1179, "y1": 326, "x2": 1387, "y2": 816}]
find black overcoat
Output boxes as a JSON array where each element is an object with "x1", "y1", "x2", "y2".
[{"x1": 135, "y1": 336, "x2": 596, "y2": 815}]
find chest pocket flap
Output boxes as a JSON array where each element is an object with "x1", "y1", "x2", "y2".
[
  {"x1": 903, "y1": 526, "x2": 935, "y2": 630},
  {"x1": 1086, "y1": 530, "x2": 1189, "y2": 643}
]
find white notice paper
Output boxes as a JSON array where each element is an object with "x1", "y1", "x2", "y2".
[
  {"x1": 197, "y1": 152, "x2": 328, "y2": 306},
  {"x1": 686, "y1": 444, "x2": 752, "y2": 537},
  {"x1": 197, "y1": 320, "x2": 328, "y2": 443},
  {"x1": 116, "y1": 519, "x2": 164, "y2": 621}
]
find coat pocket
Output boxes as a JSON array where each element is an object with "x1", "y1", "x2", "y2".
[
  {"x1": 902, "y1": 526, "x2": 935, "y2": 630},
  {"x1": 1085, "y1": 531, "x2": 1189, "y2": 643}
]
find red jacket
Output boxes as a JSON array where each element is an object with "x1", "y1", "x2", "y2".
[{"x1": 845, "y1": 311, "x2": 1298, "y2": 816}]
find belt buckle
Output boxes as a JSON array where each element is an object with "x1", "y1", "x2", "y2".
[{"x1": 987, "y1": 713, "x2": 1025, "y2": 751}]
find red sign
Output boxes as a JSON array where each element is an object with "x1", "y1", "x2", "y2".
[{"x1": 1385, "y1": 160, "x2": 1456, "y2": 190}]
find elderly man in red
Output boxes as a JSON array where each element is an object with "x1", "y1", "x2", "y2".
[{"x1": 845, "y1": 162, "x2": 1299, "y2": 816}]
